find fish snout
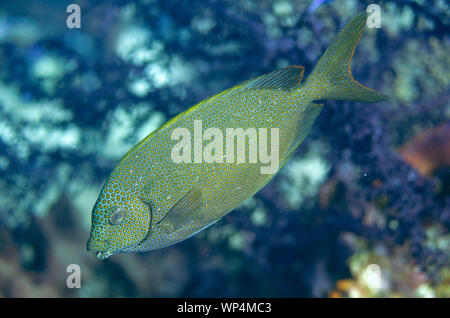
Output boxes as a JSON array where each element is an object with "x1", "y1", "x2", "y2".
[{"x1": 86, "y1": 237, "x2": 109, "y2": 252}]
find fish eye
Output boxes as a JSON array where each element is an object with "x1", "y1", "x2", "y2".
[{"x1": 109, "y1": 207, "x2": 126, "y2": 225}]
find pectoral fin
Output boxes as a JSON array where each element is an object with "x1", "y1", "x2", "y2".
[
  {"x1": 157, "y1": 188, "x2": 203, "y2": 233},
  {"x1": 246, "y1": 65, "x2": 305, "y2": 90}
]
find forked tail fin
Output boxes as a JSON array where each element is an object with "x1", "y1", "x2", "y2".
[{"x1": 305, "y1": 12, "x2": 389, "y2": 103}]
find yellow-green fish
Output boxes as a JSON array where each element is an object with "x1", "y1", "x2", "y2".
[{"x1": 87, "y1": 13, "x2": 388, "y2": 259}]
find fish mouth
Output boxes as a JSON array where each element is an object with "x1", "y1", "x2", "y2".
[
  {"x1": 96, "y1": 251, "x2": 112, "y2": 260},
  {"x1": 87, "y1": 238, "x2": 113, "y2": 260}
]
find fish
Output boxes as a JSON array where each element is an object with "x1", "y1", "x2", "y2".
[
  {"x1": 399, "y1": 123, "x2": 450, "y2": 176},
  {"x1": 87, "y1": 13, "x2": 389, "y2": 259}
]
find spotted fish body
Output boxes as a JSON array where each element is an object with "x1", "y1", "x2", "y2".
[{"x1": 87, "y1": 13, "x2": 388, "y2": 259}]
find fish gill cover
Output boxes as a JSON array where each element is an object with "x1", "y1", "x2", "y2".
[{"x1": 0, "y1": 0, "x2": 448, "y2": 297}]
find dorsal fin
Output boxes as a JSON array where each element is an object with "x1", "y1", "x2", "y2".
[
  {"x1": 156, "y1": 188, "x2": 203, "y2": 233},
  {"x1": 246, "y1": 65, "x2": 305, "y2": 90}
]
